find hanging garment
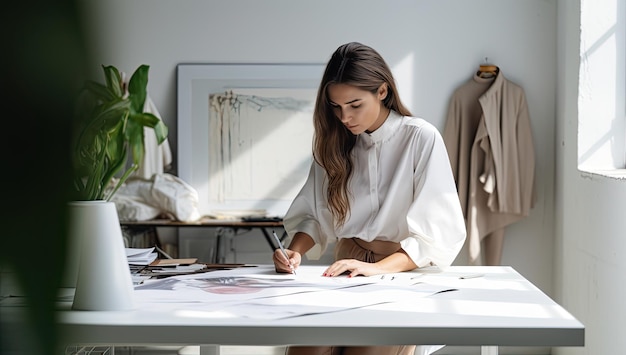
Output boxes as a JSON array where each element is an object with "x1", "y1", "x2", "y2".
[
  {"x1": 443, "y1": 70, "x2": 535, "y2": 265},
  {"x1": 136, "y1": 95, "x2": 173, "y2": 179}
]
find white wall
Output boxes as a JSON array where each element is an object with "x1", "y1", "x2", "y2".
[
  {"x1": 554, "y1": 1, "x2": 626, "y2": 354},
  {"x1": 81, "y1": 0, "x2": 557, "y2": 302},
  {"x1": 76, "y1": 1, "x2": 626, "y2": 353}
]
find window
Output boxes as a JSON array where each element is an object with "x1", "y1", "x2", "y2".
[{"x1": 578, "y1": 0, "x2": 626, "y2": 178}]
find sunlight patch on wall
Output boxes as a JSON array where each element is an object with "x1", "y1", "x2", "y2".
[
  {"x1": 578, "y1": 0, "x2": 626, "y2": 176},
  {"x1": 392, "y1": 53, "x2": 415, "y2": 112}
]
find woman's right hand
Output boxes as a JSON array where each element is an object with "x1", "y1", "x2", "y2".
[{"x1": 273, "y1": 248, "x2": 301, "y2": 273}]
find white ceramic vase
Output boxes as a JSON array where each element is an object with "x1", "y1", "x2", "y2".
[{"x1": 68, "y1": 201, "x2": 135, "y2": 311}]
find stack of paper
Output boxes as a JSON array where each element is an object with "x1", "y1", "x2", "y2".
[
  {"x1": 149, "y1": 263, "x2": 207, "y2": 275},
  {"x1": 206, "y1": 209, "x2": 266, "y2": 220},
  {"x1": 125, "y1": 247, "x2": 158, "y2": 265}
]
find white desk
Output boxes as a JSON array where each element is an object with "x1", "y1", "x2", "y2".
[{"x1": 41, "y1": 266, "x2": 586, "y2": 354}]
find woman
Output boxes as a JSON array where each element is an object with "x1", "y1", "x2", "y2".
[{"x1": 273, "y1": 42, "x2": 466, "y2": 355}]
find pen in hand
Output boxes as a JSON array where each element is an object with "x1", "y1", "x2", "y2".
[{"x1": 272, "y1": 230, "x2": 296, "y2": 275}]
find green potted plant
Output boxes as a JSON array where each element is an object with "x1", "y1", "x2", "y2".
[
  {"x1": 72, "y1": 64, "x2": 168, "y2": 201},
  {"x1": 67, "y1": 64, "x2": 168, "y2": 311}
]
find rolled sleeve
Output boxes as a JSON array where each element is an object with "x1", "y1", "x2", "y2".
[
  {"x1": 283, "y1": 162, "x2": 329, "y2": 260},
  {"x1": 402, "y1": 127, "x2": 466, "y2": 268}
]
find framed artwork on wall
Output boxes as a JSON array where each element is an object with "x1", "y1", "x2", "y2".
[{"x1": 177, "y1": 63, "x2": 325, "y2": 217}]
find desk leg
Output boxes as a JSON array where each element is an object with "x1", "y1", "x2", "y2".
[
  {"x1": 481, "y1": 346, "x2": 498, "y2": 355},
  {"x1": 199, "y1": 345, "x2": 220, "y2": 355},
  {"x1": 260, "y1": 228, "x2": 288, "y2": 252},
  {"x1": 260, "y1": 228, "x2": 278, "y2": 252},
  {"x1": 214, "y1": 227, "x2": 223, "y2": 263},
  {"x1": 214, "y1": 227, "x2": 236, "y2": 263}
]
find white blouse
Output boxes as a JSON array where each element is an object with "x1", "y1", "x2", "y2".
[{"x1": 283, "y1": 110, "x2": 466, "y2": 268}]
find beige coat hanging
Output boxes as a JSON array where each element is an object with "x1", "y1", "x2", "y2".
[{"x1": 443, "y1": 69, "x2": 535, "y2": 265}]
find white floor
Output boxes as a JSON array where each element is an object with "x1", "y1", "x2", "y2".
[
  {"x1": 99, "y1": 346, "x2": 285, "y2": 354},
  {"x1": 102, "y1": 345, "x2": 550, "y2": 355}
]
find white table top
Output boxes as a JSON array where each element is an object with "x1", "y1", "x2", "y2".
[{"x1": 10, "y1": 265, "x2": 586, "y2": 348}]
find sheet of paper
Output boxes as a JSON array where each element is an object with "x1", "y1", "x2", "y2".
[
  {"x1": 152, "y1": 258, "x2": 198, "y2": 266},
  {"x1": 133, "y1": 265, "x2": 456, "y2": 319}
]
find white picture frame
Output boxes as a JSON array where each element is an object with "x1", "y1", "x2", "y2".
[{"x1": 177, "y1": 63, "x2": 325, "y2": 217}]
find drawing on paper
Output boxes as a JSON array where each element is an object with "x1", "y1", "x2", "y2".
[
  {"x1": 206, "y1": 88, "x2": 315, "y2": 211},
  {"x1": 176, "y1": 64, "x2": 325, "y2": 217}
]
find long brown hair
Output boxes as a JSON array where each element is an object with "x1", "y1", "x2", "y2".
[{"x1": 313, "y1": 42, "x2": 412, "y2": 226}]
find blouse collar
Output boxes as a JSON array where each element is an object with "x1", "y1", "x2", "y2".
[{"x1": 359, "y1": 110, "x2": 402, "y2": 147}]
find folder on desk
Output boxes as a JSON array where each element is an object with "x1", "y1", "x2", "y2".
[{"x1": 150, "y1": 258, "x2": 197, "y2": 266}]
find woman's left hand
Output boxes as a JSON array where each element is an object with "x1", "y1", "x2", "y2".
[{"x1": 322, "y1": 259, "x2": 382, "y2": 278}]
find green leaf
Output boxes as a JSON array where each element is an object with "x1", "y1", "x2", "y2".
[
  {"x1": 105, "y1": 121, "x2": 126, "y2": 166},
  {"x1": 131, "y1": 113, "x2": 169, "y2": 144},
  {"x1": 153, "y1": 120, "x2": 168, "y2": 145},
  {"x1": 130, "y1": 112, "x2": 159, "y2": 127},
  {"x1": 125, "y1": 117, "x2": 145, "y2": 166},
  {"x1": 83, "y1": 81, "x2": 115, "y2": 102},
  {"x1": 96, "y1": 100, "x2": 131, "y2": 133},
  {"x1": 128, "y1": 64, "x2": 149, "y2": 113},
  {"x1": 102, "y1": 65, "x2": 123, "y2": 98}
]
